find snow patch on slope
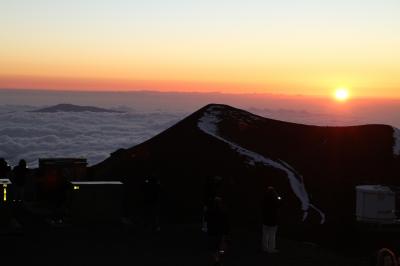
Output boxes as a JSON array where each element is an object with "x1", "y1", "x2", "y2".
[
  {"x1": 393, "y1": 127, "x2": 400, "y2": 156},
  {"x1": 198, "y1": 105, "x2": 326, "y2": 224}
]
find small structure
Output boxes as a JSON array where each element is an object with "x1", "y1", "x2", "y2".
[
  {"x1": 356, "y1": 185, "x2": 397, "y2": 224},
  {"x1": 69, "y1": 181, "x2": 123, "y2": 223},
  {"x1": 38, "y1": 158, "x2": 87, "y2": 180},
  {"x1": 37, "y1": 158, "x2": 87, "y2": 200}
]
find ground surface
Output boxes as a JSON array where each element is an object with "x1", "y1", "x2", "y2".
[{"x1": 0, "y1": 203, "x2": 371, "y2": 266}]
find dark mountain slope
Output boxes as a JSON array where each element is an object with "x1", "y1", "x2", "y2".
[{"x1": 91, "y1": 104, "x2": 400, "y2": 240}]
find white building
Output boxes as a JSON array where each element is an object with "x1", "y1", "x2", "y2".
[{"x1": 356, "y1": 185, "x2": 397, "y2": 224}]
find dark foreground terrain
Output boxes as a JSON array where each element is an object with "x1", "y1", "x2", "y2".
[{"x1": 0, "y1": 203, "x2": 371, "y2": 266}]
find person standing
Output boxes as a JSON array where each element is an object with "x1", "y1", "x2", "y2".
[
  {"x1": 12, "y1": 159, "x2": 28, "y2": 202},
  {"x1": 202, "y1": 175, "x2": 223, "y2": 232},
  {"x1": 51, "y1": 170, "x2": 70, "y2": 224},
  {"x1": 0, "y1": 158, "x2": 11, "y2": 178},
  {"x1": 143, "y1": 175, "x2": 162, "y2": 232},
  {"x1": 262, "y1": 186, "x2": 281, "y2": 253},
  {"x1": 207, "y1": 196, "x2": 229, "y2": 265}
]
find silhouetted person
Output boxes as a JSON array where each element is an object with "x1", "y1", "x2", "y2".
[
  {"x1": 143, "y1": 175, "x2": 161, "y2": 231},
  {"x1": 203, "y1": 175, "x2": 223, "y2": 232},
  {"x1": 0, "y1": 158, "x2": 11, "y2": 178},
  {"x1": 51, "y1": 173, "x2": 70, "y2": 224},
  {"x1": 12, "y1": 159, "x2": 28, "y2": 203},
  {"x1": 207, "y1": 196, "x2": 229, "y2": 265},
  {"x1": 262, "y1": 186, "x2": 281, "y2": 253}
]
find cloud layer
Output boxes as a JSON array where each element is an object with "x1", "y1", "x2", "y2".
[
  {"x1": 1, "y1": 97, "x2": 400, "y2": 168},
  {"x1": 0, "y1": 106, "x2": 185, "y2": 167}
]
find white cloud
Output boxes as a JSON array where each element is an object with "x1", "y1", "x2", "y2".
[
  {"x1": 246, "y1": 107, "x2": 364, "y2": 126},
  {"x1": 1, "y1": 94, "x2": 400, "y2": 168},
  {"x1": 0, "y1": 106, "x2": 185, "y2": 167}
]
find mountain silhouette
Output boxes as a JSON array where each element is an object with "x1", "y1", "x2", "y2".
[
  {"x1": 31, "y1": 103, "x2": 123, "y2": 113},
  {"x1": 91, "y1": 104, "x2": 400, "y2": 240}
]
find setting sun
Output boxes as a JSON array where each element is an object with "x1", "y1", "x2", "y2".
[{"x1": 334, "y1": 88, "x2": 350, "y2": 102}]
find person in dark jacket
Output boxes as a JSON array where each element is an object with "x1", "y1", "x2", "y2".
[
  {"x1": 262, "y1": 186, "x2": 281, "y2": 253},
  {"x1": 0, "y1": 158, "x2": 11, "y2": 178},
  {"x1": 51, "y1": 170, "x2": 70, "y2": 224},
  {"x1": 207, "y1": 196, "x2": 229, "y2": 265},
  {"x1": 12, "y1": 159, "x2": 28, "y2": 202},
  {"x1": 202, "y1": 175, "x2": 223, "y2": 232},
  {"x1": 143, "y1": 175, "x2": 161, "y2": 231}
]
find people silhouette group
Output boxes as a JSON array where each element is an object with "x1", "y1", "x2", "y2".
[
  {"x1": 202, "y1": 175, "x2": 283, "y2": 265},
  {"x1": 0, "y1": 158, "x2": 28, "y2": 203}
]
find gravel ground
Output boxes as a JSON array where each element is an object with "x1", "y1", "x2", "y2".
[{"x1": 0, "y1": 204, "x2": 370, "y2": 266}]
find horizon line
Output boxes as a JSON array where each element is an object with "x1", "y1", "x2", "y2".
[{"x1": 1, "y1": 87, "x2": 400, "y2": 101}]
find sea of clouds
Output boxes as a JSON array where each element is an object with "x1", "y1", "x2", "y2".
[
  {"x1": 0, "y1": 105, "x2": 185, "y2": 167},
  {"x1": 1, "y1": 90, "x2": 399, "y2": 168}
]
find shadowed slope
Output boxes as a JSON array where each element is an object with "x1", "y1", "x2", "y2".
[{"x1": 91, "y1": 104, "x2": 400, "y2": 239}]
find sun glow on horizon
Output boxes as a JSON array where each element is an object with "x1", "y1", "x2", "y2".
[
  {"x1": 1, "y1": 2, "x2": 400, "y2": 98},
  {"x1": 334, "y1": 88, "x2": 350, "y2": 102}
]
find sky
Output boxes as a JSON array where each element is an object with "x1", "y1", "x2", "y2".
[{"x1": 1, "y1": 0, "x2": 400, "y2": 98}]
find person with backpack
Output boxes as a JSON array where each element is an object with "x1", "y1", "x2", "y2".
[{"x1": 12, "y1": 159, "x2": 28, "y2": 202}]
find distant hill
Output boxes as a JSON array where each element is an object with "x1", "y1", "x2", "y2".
[
  {"x1": 91, "y1": 104, "x2": 400, "y2": 241},
  {"x1": 31, "y1": 103, "x2": 123, "y2": 113}
]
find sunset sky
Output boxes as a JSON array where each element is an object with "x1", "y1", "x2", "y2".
[{"x1": 1, "y1": 0, "x2": 400, "y2": 98}]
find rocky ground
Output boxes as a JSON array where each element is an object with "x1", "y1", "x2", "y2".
[{"x1": 0, "y1": 203, "x2": 372, "y2": 266}]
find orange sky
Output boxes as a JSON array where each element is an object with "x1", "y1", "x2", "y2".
[{"x1": 1, "y1": 1, "x2": 400, "y2": 99}]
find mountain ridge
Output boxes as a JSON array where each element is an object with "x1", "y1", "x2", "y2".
[
  {"x1": 91, "y1": 103, "x2": 400, "y2": 240},
  {"x1": 31, "y1": 103, "x2": 123, "y2": 113}
]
